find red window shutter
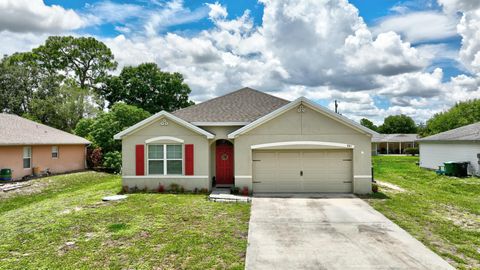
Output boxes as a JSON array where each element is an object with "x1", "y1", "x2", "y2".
[
  {"x1": 185, "y1": 144, "x2": 194, "y2": 175},
  {"x1": 135, "y1": 145, "x2": 145, "y2": 176}
]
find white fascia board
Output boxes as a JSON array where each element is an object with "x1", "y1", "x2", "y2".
[
  {"x1": 228, "y1": 97, "x2": 377, "y2": 139},
  {"x1": 191, "y1": 122, "x2": 250, "y2": 126},
  {"x1": 114, "y1": 111, "x2": 215, "y2": 140}
]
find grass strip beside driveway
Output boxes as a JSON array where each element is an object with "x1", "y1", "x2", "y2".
[{"x1": 364, "y1": 156, "x2": 480, "y2": 269}]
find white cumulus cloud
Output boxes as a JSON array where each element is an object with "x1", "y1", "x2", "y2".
[{"x1": 0, "y1": 0, "x2": 86, "y2": 33}]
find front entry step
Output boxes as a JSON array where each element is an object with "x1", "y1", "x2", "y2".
[{"x1": 208, "y1": 188, "x2": 251, "y2": 203}]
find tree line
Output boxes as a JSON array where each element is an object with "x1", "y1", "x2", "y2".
[
  {"x1": 0, "y1": 36, "x2": 194, "y2": 172},
  {"x1": 360, "y1": 99, "x2": 480, "y2": 137}
]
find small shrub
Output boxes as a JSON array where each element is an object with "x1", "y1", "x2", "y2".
[
  {"x1": 404, "y1": 147, "x2": 419, "y2": 156},
  {"x1": 241, "y1": 186, "x2": 249, "y2": 196},
  {"x1": 170, "y1": 183, "x2": 179, "y2": 193},
  {"x1": 103, "y1": 151, "x2": 122, "y2": 173},
  {"x1": 131, "y1": 186, "x2": 139, "y2": 193},
  {"x1": 89, "y1": 147, "x2": 103, "y2": 168},
  {"x1": 179, "y1": 185, "x2": 185, "y2": 193},
  {"x1": 157, "y1": 184, "x2": 165, "y2": 193},
  {"x1": 231, "y1": 187, "x2": 240, "y2": 194},
  {"x1": 193, "y1": 188, "x2": 199, "y2": 194},
  {"x1": 199, "y1": 188, "x2": 208, "y2": 194},
  {"x1": 122, "y1": 185, "x2": 129, "y2": 193},
  {"x1": 372, "y1": 183, "x2": 379, "y2": 193}
]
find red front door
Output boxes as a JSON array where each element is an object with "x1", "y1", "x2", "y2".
[{"x1": 216, "y1": 141, "x2": 234, "y2": 185}]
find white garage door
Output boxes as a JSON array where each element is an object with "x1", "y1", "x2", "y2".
[{"x1": 252, "y1": 149, "x2": 353, "y2": 193}]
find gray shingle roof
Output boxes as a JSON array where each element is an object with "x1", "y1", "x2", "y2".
[
  {"x1": 418, "y1": 122, "x2": 480, "y2": 142},
  {"x1": 172, "y1": 87, "x2": 290, "y2": 123},
  {"x1": 0, "y1": 113, "x2": 90, "y2": 145},
  {"x1": 372, "y1": 134, "x2": 419, "y2": 143}
]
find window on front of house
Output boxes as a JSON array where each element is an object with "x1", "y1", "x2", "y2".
[
  {"x1": 23, "y1": 146, "x2": 31, "y2": 169},
  {"x1": 52, "y1": 146, "x2": 59, "y2": 159},
  {"x1": 148, "y1": 144, "x2": 183, "y2": 175}
]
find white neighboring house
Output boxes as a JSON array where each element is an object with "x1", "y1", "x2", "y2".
[{"x1": 418, "y1": 122, "x2": 480, "y2": 176}]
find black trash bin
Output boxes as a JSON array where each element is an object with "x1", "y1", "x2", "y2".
[{"x1": 455, "y1": 162, "x2": 469, "y2": 177}]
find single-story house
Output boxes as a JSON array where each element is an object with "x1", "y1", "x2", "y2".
[
  {"x1": 114, "y1": 87, "x2": 376, "y2": 194},
  {"x1": 0, "y1": 113, "x2": 90, "y2": 180},
  {"x1": 372, "y1": 134, "x2": 418, "y2": 155},
  {"x1": 418, "y1": 122, "x2": 480, "y2": 176}
]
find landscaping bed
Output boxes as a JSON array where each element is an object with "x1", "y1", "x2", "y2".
[
  {"x1": 365, "y1": 156, "x2": 480, "y2": 269},
  {"x1": 0, "y1": 172, "x2": 250, "y2": 269}
]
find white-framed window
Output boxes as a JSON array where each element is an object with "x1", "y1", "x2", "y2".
[
  {"x1": 23, "y1": 146, "x2": 31, "y2": 169},
  {"x1": 52, "y1": 146, "x2": 59, "y2": 159},
  {"x1": 147, "y1": 144, "x2": 183, "y2": 175}
]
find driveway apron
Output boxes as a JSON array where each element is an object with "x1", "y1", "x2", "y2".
[{"x1": 245, "y1": 195, "x2": 454, "y2": 270}]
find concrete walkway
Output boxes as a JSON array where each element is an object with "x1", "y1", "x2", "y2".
[{"x1": 246, "y1": 195, "x2": 454, "y2": 270}]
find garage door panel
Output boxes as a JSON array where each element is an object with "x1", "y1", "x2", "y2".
[{"x1": 252, "y1": 149, "x2": 353, "y2": 193}]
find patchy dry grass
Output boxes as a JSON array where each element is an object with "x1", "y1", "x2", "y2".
[
  {"x1": 0, "y1": 172, "x2": 250, "y2": 269},
  {"x1": 364, "y1": 156, "x2": 480, "y2": 269}
]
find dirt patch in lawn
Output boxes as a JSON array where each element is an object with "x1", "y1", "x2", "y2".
[
  {"x1": 375, "y1": 180, "x2": 407, "y2": 193},
  {"x1": 440, "y1": 204, "x2": 480, "y2": 231},
  {"x1": 0, "y1": 180, "x2": 51, "y2": 199}
]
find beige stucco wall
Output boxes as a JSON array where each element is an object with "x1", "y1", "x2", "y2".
[
  {"x1": 233, "y1": 102, "x2": 372, "y2": 194},
  {"x1": 0, "y1": 145, "x2": 87, "y2": 180},
  {"x1": 121, "y1": 116, "x2": 211, "y2": 190}
]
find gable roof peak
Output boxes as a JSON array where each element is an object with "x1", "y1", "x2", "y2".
[{"x1": 172, "y1": 87, "x2": 289, "y2": 123}]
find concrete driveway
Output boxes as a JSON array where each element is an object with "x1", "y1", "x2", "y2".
[{"x1": 246, "y1": 195, "x2": 454, "y2": 270}]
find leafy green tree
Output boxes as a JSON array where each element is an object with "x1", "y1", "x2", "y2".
[
  {"x1": 101, "y1": 63, "x2": 194, "y2": 113},
  {"x1": 0, "y1": 54, "x2": 40, "y2": 114},
  {"x1": 0, "y1": 36, "x2": 117, "y2": 131},
  {"x1": 378, "y1": 114, "x2": 417, "y2": 134},
  {"x1": 360, "y1": 118, "x2": 378, "y2": 131},
  {"x1": 32, "y1": 36, "x2": 117, "y2": 90},
  {"x1": 80, "y1": 103, "x2": 150, "y2": 153},
  {"x1": 24, "y1": 80, "x2": 98, "y2": 131},
  {"x1": 422, "y1": 99, "x2": 480, "y2": 136},
  {"x1": 74, "y1": 118, "x2": 95, "y2": 138}
]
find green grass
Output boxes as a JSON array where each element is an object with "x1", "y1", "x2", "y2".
[
  {"x1": 365, "y1": 156, "x2": 480, "y2": 269},
  {"x1": 0, "y1": 172, "x2": 250, "y2": 269}
]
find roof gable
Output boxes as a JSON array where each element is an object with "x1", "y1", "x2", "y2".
[
  {"x1": 228, "y1": 97, "x2": 377, "y2": 138},
  {"x1": 172, "y1": 87, "x2": 289, "y2": 123},
  {"x1": 419, "y1": 122, "x2": 480, "y2": 142},
  {"x1": 0, "y1": 113, "x2": 90, "y2": 145},
  {"x1": 113, "y1": 111, "x2": 214, "y2": 140}
]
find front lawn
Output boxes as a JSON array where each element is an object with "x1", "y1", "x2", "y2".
[
  {"x1": 366, "y1": 156, "x2": 480, "y2": 269},
  {"x1": 0, "y1": 172, "x2": 250, "y2": 269}
]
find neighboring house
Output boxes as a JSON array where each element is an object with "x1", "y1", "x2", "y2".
[
  {"x1": 0, "y1": 114, "x2": 90, "y2": 180},
  {"x1": 418, "y1": 122, "x2": 480, "y2": 176},
  {"x1": 372, "y1": 134, "x2": 419, "y2": 155},
  {"x1": 114, "y1": 88, "x2": 376, "y2": 194}
]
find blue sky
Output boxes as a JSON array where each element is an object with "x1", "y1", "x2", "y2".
[{"x1": 1, "y1": 0, "x2": 479, "y2": 124}]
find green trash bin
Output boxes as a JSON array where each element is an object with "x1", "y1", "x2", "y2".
[
  {"x1": 444, "y1": 162, "x2": 455, "y2": 176},
  {"x1": 0, "y1": 168, "x2": 12, "y2": 181}
]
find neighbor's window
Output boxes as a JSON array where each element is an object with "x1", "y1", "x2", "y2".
[
  {"x1": 148, "y1": 144, "x2": 183, "y2": 175},
  {"x1": 52, "y1": 146, "x2": 59, "y2": 159},
  {"x1": 23, "y1": 146, "x2": 31, "y2": 169}
]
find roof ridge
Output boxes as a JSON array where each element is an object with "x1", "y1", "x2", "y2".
[
  {"x1": 173, "y1": 87, "x2": 289, "y2": 114},
  {"x1": 0, "y1": 113, "x2": 88, "y2": 141}
]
